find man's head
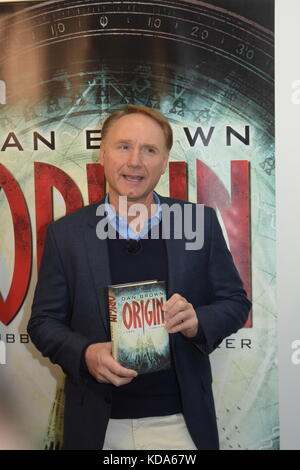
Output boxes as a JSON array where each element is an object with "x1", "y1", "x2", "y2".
[
  {"x1": 100, "y1": 105, "x2": 173, "y2": 207},
  {"x1": 101, "y1": 105, "x2": 173, "y2": 152}
]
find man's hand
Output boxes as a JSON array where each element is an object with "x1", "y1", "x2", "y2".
[
  {"x1": 85, "y1": 342, "x2": 138, "y2": 386},
  {"x1": 163, "y1": 294, "x2": 199, "y2": 338}
]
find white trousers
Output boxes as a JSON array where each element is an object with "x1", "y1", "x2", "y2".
[{"x1": 102, "y1": 413, "x2": 197, "y2": 450}]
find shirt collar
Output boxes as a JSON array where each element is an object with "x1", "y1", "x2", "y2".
[{"x1": 104, "y1": 192, "x2": 161, "y2": 240}]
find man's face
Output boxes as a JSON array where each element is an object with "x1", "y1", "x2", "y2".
[{"x1": 100, "y1": 113, "x2": 169, "y2": 205}]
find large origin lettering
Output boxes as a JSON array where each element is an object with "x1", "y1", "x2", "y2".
[
  {"x1": 86, "y1": 163, "x2": 105, "y2": 204},
  {"x1": 0, "y1": 164, "x2": 32, "y2": 325},
  {"x1": 169, "y1": 162, "x2": 187, "y2": 200},
  {"x1": 197, "y1": 159, "x2": 251, "y2": 326},
  {"x1": 34, "y1": 163, "x2": 83, "y2": 270},
  {"x1": 0, "y1": 160, "x2": 250, "y2": 326}
]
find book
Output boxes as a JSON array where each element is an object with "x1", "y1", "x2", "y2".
[{"x1": 108, "y1": 279, "x2": 170, "y2": 374}]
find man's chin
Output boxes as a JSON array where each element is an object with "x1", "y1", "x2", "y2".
[{"x1": 116, "y1": 190, "x2": 153, "y2": 204}]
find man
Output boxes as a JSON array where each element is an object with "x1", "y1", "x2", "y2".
[{"x1": 28, "y1": 105, "x2": 251, "y2": 450}]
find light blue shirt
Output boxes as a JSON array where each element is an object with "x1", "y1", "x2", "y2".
[{"x1": 104, "y1": 192, "x2": 162, "y2": 240}]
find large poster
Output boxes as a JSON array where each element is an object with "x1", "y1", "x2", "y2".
[{"x1": 0, "y1": 0, "x2": 275, "y2": 450}]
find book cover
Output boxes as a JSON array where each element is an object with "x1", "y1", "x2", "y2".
[{"x1": 108, "y1": 280, "x2": 170, "y2": 374}]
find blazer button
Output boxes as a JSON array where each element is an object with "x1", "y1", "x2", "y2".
[{"x1": 104, "y1": 396, "x2": 112, "y2": 404}]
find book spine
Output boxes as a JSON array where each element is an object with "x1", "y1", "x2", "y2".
[{"x1": 108, "y1": 288, "x2": 118, "y2": 361}]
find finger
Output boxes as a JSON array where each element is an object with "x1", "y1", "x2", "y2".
[
  {"x1": 96, "y1": 373, "x2": 109, "y2": 383},
  {"x1": 105, "y1": 356, "x2": 138, "y2": 378},
  {"x1": 163, "y1": 294, "x2": 186, "y2": 313},
  {"x1": 165, "y1": 299, "x2": 188, "y2": 319},
  {"x1": 163, "y1": 293, "x2": 182, "y2": 312},
  {"x1": 165, "y1": 310, "x2": 186, "y2": 329},
  {"x1": 167, "y1": 318, "x2": 195, "y2": 334},
  {"x1": 165, "y1": 303, "x2": 196, "y2": 329},
  {"x1": 102, "y1": 367, "x2": 137, "y2": 387}
]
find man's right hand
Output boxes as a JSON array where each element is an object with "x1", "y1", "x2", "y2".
[{"x1": 85, "y1": 342, "x2": 138, "y2": 386}]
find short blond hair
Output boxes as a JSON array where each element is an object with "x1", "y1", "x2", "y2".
[{"x1": 101, "y1": 105, "x2": 173, "y2": 151}]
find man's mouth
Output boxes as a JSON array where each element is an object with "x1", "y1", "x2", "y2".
[{"x1": 122, "y1": 175, "x2": 144, "y2": 182}]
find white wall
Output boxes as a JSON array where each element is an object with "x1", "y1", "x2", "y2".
[{"x1": 276, "y1": 0, "x2": 300, "y2": 450}]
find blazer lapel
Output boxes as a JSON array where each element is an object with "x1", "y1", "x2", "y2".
[
  {"x1": 158, "y1": 195, "x2": 188, "y2": 353},
  {"x1": 159, "y1": 195, "x2": 187, "y2": 297},
  {"x1": 83, "y1": 198, "x2": 111, "y2": 337}
]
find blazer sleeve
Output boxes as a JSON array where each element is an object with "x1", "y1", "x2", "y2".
[
  {"x1": 185, "y1": 207, "x2": 252, "y2": 355},
  {"x1": 27, "y1": 224, "x2": 93, "y2": 384}
]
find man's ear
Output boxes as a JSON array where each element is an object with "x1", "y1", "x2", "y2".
[{"x1": 161, "y1": 154, "x2": 169, "y2": 175}]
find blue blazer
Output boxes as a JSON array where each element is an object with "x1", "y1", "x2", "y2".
[{"x1": 28, "y1": 195, "x2": 251, "y2": 450}]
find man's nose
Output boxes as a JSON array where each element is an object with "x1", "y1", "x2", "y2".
[{"x1": 126, "y1": 147, "x2": 142, "y2": 167}]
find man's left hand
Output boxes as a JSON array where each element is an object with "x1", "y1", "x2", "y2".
[{"x1": 163, "y1": 294, "x2": 198, "y2": 338}]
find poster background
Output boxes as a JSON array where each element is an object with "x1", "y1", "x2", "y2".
[{"x1": 0, "y1": 0, "x2": 278, "y2": 450}]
